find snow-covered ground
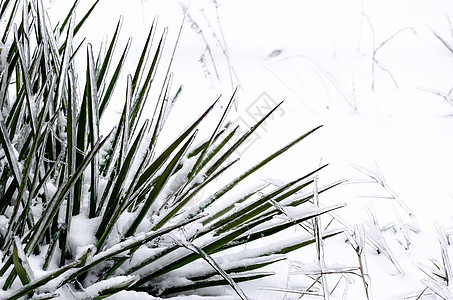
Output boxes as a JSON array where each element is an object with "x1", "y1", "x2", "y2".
[{"x1": 45, "y1": 0, "x2": 453, "y2": 298}]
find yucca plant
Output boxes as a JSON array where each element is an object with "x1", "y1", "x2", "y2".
[{"x1": 0, "y1": 0, "x2": 343, "y2": 299}]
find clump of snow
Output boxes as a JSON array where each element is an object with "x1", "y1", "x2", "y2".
[
  {"x1": 67, "y1": 214, "x2": 99, "y2": 258},
  {"x1": 106, "y1": 290, "x2": 161, "y2": 299},
  {"x1": 45, "y1": 181, "x2": 58, "y2": 201},
  {"x1": 0, "y1": 214, "x2": 8, "y2": 238},
  {"x1": 70, "y1": 276, "x2": 139, "y2": 299}
]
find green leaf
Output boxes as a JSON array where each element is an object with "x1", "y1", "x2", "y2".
[
  {"x1": 98, "y1": 72, "x2": 133, "y2": 177},
  {"x1": 86, "y1": 43, "x2": 100, "y2": 218},
  {"x1": 202, "y1": 183, "x2": 268, "y2": 225},
  {"x1": 157, "y1": 158, "x2": 239, "y2": 228},
  {"x1": 58, "y1": 0, "x2": 80, "y2": 34},
  {"x1": 73, "y1": 0, "x2": 100, "y2": 37},
  {"x1": 92, "y1": 276, "x2": 139, "y2": 300},
  {"x1": 0, "y1": 0, "x2": 15, "y2": 21},
  {"x1": 131, "y1": 17, "x2": 156, "y2": 92},
  {"x1": 1, "y1": 0, "x2": 19, "y2": 43},
  {"x1": 59, "y1": 71, "x2": 77, "y2": 267},
  {"x1": 130, "y1": 210, "x2": 274, "y2": 286},
  {"x1": 189, "y1": 255, "x2": 286, "y2": 282},
  {"x1": 204, "y1": 100, "x2": 285, "y2": 179},
  {"x1": 163, "y1": 272, "x2": 275, "y2": 296},
  {"x1": 287, "y1": 180, "x2": 344, "y2": 207},
  {"x1": 14, "y1": 25, "x2": 36, "y2": 135},
  {"x1": 43, "y1": 225, "x2": 65, "y2": 271},
  {"x1": 147, "y1": 72, "x2": 172, "y2": 161},
  {"x1": 130, "y1": 28, "x2": 167, "y2": 137},
  {"x1": 54, "y1": 15, "x2": 74, "y2": 110},
  {"x1": 0, "y1": 119, "x2": 22, "y2": 187},
  {"x1": 12, "y1": 236, "x2": 33, "y2": 286},
  {"x1": 187, "y1": 122, "x2": 230, "y2": 159},
  {"x1": 202, "y1": 125, "x2": 239, "y2": 178},
  {"x1": 96, "y1": 16, "x2": 122, "y2": 90},
  {"x1": 73, "y1": 94, "x2": 87, "y2": 215},
  {"x1": 99, "y1": 36, "x2": 131, "y2": 118}
]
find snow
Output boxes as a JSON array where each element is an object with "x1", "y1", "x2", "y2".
[
  {"x1": 72, "y1": 275, "x2": 139, "y2": 299},
  {"x1": 106, "y1": 290, "x2": 160, "y2": 300},
  {"x1": 5, "y1": 0, "x2": 453, "y2": 299},
  {"x1": 0, "y1": 214, "x2": 8, "y2": 237},
  {"x1": 67, "y1": 214, "x2": 98, "y2": 258}
]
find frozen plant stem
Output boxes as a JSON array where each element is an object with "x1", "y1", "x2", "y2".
[
  {"x1": 353, "y1": 164, "x2": 419, "y2": 232},
  {"x1": 313, "y1": 175, "x2": 329, "y2": 300},
  {"x1": 363, "y1": 13, "x2": 414, "y2": 89},
  {"x1": 345, "y1": 225, "x2": 372, "y2": 300}
]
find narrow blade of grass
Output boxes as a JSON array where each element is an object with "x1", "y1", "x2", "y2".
[
  {"x1": 43, "y1": 225, "x2": 65, "y2": 271},
  {"x1": 99, "y1": 36, "x2": 131, "y2": 118},
  {"x1": 73, "y1": 0, "x2": 100, "y2": 37},
  {"x1": 58, "y1": 0, "x2": 79, "y2": 34},
  {"x1": 131, "y1": 17, "x2": 157, "y2": 92},
  {"x1": 1, "y1": 0, "x2": 19, "y2": 43},
  {"x1": 161, "y1": 271, "x2": 274, "y2": 297},
  {"x1": 73, "y1": 94, "x2": 87, "y2": 215},
  {"x1": 189, "y1": 255, "x2": 286, "y2": 282},
  {"x1": 14, "y1": 24, "x2": 36, "y2": 134},
  {"x1": 86, "y1": 43, "x2": 100, "y2": 218},
  {"x1": 96, "y1": 16, "x2": 123, "y2": 90},
  {"x1": 59, "y1": 70, "x2": 77, "y2": 267},
  {"x1": 54, "y1": 16, "x2": 74, "y2": 110},
  {"x1": 12, "y1": 236, "x2": 34, "y2": 286},
  {"x1": 0, "y1": 119, "x2": 22, "y2": 186}
]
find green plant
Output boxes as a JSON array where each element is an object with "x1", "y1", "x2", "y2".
[{"x1": 0, "y1": 0, "x2": 342, "y2": 298}]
